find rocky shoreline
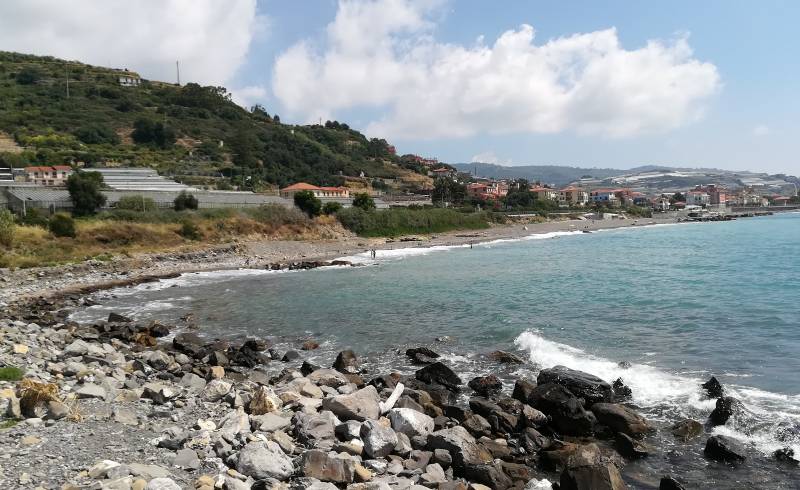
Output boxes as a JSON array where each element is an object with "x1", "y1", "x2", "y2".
[{"x1": 3, "y1": 290, "x2": 784, "y2": 490}]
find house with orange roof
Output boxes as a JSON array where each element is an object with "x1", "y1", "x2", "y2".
[
  {"x1": 529, "y1": 186, "x2": 559, "y2": 202},
  {"x1": 24, "y1": 165, "x2": 73, "y2": 186},
  {"x1": 558, "y1": 186, "x2": 589, "y2": 207},
  {"x1": 279, "y1": 182, "x2": 350, "y2": 200}
]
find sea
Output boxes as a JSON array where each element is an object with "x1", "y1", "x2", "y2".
[{"x1": 72, "y1": 212, "x2": 800, "y2": 488}]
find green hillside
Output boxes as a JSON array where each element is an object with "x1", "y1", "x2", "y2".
[{"x1": 0, "y1": 51, "x2": 430, "y2": 191}]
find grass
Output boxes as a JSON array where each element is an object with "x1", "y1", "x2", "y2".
[
  {"x1": 336, "y1": 207, "x2": 499, "y2": 237},
  {"x1": 0, "y1": 366, "x2": 24, "y2": 381},
  {"x1": 0, "y1": 419, "x2": 18, "y2": 429}
]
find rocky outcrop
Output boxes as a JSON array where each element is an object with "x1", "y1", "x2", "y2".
[
  {"x1": 704, "y1": 435, "x2": 747, "y2": 463},
  {"x1": 537, "y1": 366, "x2": 613, "y2": 406},
  {"x1": 527, "y1": 383, "x2": 596, "y2": 436},
  {"x1": 590, "y1": 403, "x2": 653, "y2": 438},
  {"x1": 709, "y1": 396, "x2": 744, "y2": 426},
  {"x1": 416, "y1": 362, "x2": 462, "y2": 391}
]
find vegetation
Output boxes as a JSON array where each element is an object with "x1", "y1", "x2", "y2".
[
  {"x1": 0, "y1": 208, "x2": 14, "y2": 247},
  {"x1": 66, "y1": 171, "x2": 106, "y2": 216},
  {"x1": 173, "y1": 191, "x2": 198, "y2": 211},
  {"x1": 336, "y1": 207, "x2": 496, "y2": 237},
  {"x1": 293, "y1": 191, "x2": 322, "y2": 217},
  {"x1": 0, "y1": 366, "x2": 24, "y2": 381},
  {"x1": 116, "y1": 195, "x2": 156, "y2": 212},
  {"x1": 48, "y1": 213, "x2": 76, "y2": 238},
  {"x1": 179, "y1": 219, "x2": 201, "y2": 240},
  {"x1": 322, "y1": 201, "x2": 342, "y2": 215},
  {"x1": 352, "y1": 193, "x2": 376, "y2": 211},
  {"x1": 432, "y1": 178, "x2": 466, "y2": 205}
]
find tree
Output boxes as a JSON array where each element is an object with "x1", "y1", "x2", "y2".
[
  {"x1": 504, "y1": 189, "x2": 536, "y2": 209},
  {"x1": 322, "y1": 201, "x2": 343, "y2": 215},
  {"x1": 352, "y1": 193, "x2": 376, "y2": 211},
  {"x1": 294, "y1": 190, "x2": 321, "y2": 217},
  {"x1": 0, "y1": 209, "x2": 14, "y2": 247},
  {"x1": 670, "y1": 192, "x2": 686, "y2": 203},
  {"x1": 132, "y1": 118, "x2": 176, "y2": 148},
  {"x1": 67, "y1": 171, "x2": 106, "y2": 216},
  {"x1": 74, "y1": 124, "x2": 120, "y2": 145},
  {"x1": 174, "y1": 191, "x2": 198, "y2": 211},
  {"x1": 432, "y1": 178, "x2": 466, "y2": 206},
  {"x1": 15, "y1": 67, "x2": 41, "y2": 85},
  {"x1": 229, "y1": 126, "x2": 260, "y2": 168}
]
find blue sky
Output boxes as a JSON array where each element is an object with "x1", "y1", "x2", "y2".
[{"x1": 0, "y1": 1, "x2": 797, "y2": 174}]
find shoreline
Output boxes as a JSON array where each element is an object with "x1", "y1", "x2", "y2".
[{"x1": 1, "y1": 216, "x2": 679, "y2": 306}]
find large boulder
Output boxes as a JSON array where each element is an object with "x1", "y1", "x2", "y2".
[
  {"x1": 670, "y1": 419, "x2": 703, "y2": 442},
  {"x1": 590, "y1": 403, "x2": 652, "y2": 438},
  {"x1": 236, "y1": 441, "x2": 294, "y2": 480},
  {"x1": 427, "y1": 426, "x2": 492, "y2": 473},
  {"x1": 701, "y1": 377, "x2": 724, "y2": 398},
  {"x1": 308, "y1": 369, "x2": 350, "y2": 388},
  {"x1": 333, "y1": 350, "x2": 360, "y2": 374},
  {"x1": 512, "y1": 379, "x2": 537, "y2": 404},
  {"x1": 527, "y1": 383, "x2": 595, "y2": 436},
  {"x1": 361, "y1": 419, "x2": 398, "y2": 458},
  {"x1": 468, "y1": 375, "x2": 503, "y2": 397},
  {"x1": 406, "y1": 347, "x2": 440, "y2": 364},
  {"x1": 469, "y1": 397, "x2": 519, "y2": 434},
  {"x1": 321, "y1": 385, "x2": 381, "y2": 421},
  {"x1": 704, "y1": 435, "x2": 746, "y2": 463},
  {"x1": 248, "y1": 385, "x2": 283, "y2": 415},
  {"x1": 294, "y1": 411, "x2": 339, "y2": 450},
  {"x1": 415, "y1": 362, "x2": 462, "y2": 391},
  {"x1": 389, "y1": 408, "x2": 435, "y2": 438},
  {"x1": 559, "y1": 443, "x2": 627, "y2": 490},
  {"x1": 537, "y1": 366, "x2": 612, "y2": 406},
  {"x1": 302, "y1": 450, "x2": 356, "y2": 483},
  {"x1": 709, "y1": 396, "x2": 744, "y2": 426}
]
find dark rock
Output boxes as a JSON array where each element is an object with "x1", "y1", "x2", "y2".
[
  {"x1": 208, "y1": 350, "x2": 229, "y2": 367},
  {"x1": 704, "y1": 435, "x2": 746, "y2": 463},
  {"x1": 173, "y1": 332, "x2": 205, "y2": 357},
  {"x1": 469, "y1": 397, "x2": 518, "y2": 434},
  {"x1": 301, "y1": 340, "x2": 320, "y2": 351},
  {"x1": 528, "y1": 383, "x2": 596, "y2": 436},
  {"x1": 488, "y1": 350, "x2": 525, "y2": 364},
  {"x1": 612, "y1": 378, "x2": 632, "y2": 401},
  {"x1": 395, "y1": 395, "x2": 426, "y2": 414},
  {"x1": 333, "y1": 350, "x2": 360, "y2": 374},
  {"x1": 537, "y1": 366, "x2": 613, "y2": 406},
  {"x1": 617, "y1": 361, "x2": 632, "y2": 369},
  {"x1": 368, "y1": 373, "x2": 400, "y2": 391},
  {"x1": 108, "y1": 312, "x2": 132, "y2": 323},
  {"x1": 468, "y1": 375, "x2": 503, "y2": 397},
  {"x1": 281, "y1": 350, "x2": 300, "y2": 362},
  {"x1": 559, "y1": 444, "x2": 627, "y2": 490},
  {"x1": 462, "y1": 414, "x2": 492, "y2": 438},
  {"x1": 402, "y1": 377, "x2": 457, "y2": 407},
  {"x1": 521, "y1": 427, "x2": 551, "y2": 453},
  {"x1": 615, "y1": 432, "x2": 649, "y2": 459},
  {"x1": 590, "y1": 403, "x2": 652, "y2": 438},
  {"x1": 149, "y1": 322, "x2": 170, "y2": 337},
  {"x1": 243, "y1": 338, "x2": 269, "y2": 351},
  {"x1": 406, "y1": 347, "x2": 440, "y2": 364},
  {"x1": 464, "y1": 462, "x2": 513, "y2": 490},
  {"x1": 442, "y1": 405, "x2": 471, "y2": 422},
  {"x1": 659, "y1": 476, "x2": 686, "y2": 490},
  {"x1": 230, "y1": 346, "x2": 270, "y2": 368},
  {"x1": 702, "y1": 376, "x2": 724, "y2": 398},
  {"x1": 709, "y1": 396, "x2": 744, "y2": 426},
  {"x1": 670, "y1": 419, "x2": 703, "y2": 442},
  {"x1": 512, "y1": 379, "x2": 537, "y2": 404},
  {"x1": 774, "y1": 447, "x2": 799, "y2": 465},
  {"x1": 540, "y1": 441, "x2": 580, "y2": 472},
  {"x1": 427, "y1": 426, "x2": 492, "y2": 473},
  {"x1": 416, "y1": 362, "x2": 462, "y2": 392},
  {"x1": 300, "y1": 361, "x2": 320, "y2": 376}
]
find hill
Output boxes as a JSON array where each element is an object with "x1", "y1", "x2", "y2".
[
  {"x1": 452, "y1": 162, "x2": 624, "y2": 186},
  {"x1": 0, "y1": 51, "x2": 430, "y2": 192}
]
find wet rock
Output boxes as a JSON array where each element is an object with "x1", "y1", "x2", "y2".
[
  {"x1": 774, "y1": 447, "x2": 799, "y2": 465},
  {"x1": 612, "y1": 378, "x2": 632, "y2": 401},
  {"x1": 512, "y1": 379, "x2": 537, "y2": 404},
  {"x1": 208, "y1": 350, "x2": 229, "y2": 367},
  {"x1": 248, "y1": 385, "x2": 282, "y2": 415},
  {"x1": 302, "y1": 449, "x2": 356, "y2": 483},
  {"x1": 172, "y1": 332, "x2": 205, "y2": 357},
  {"x1": 521, "y1": 404, "x2": 548, "y2": 428},
  {"x1": 464, "y1": 462, "x2": 513, "y2": 489},
  {"x1": 361, "y1": 419, "x2": 398, "y2": 458},
  {"x1": 301, "y1": 340, "x2": 320, "y2": 351},
  {"x1": 406, "y1": 347, "x2": 440, "y2": 364},
  {"x1": 322, "y1": 385, "x2": 381, "y2": 421},
  {"x1": 590, "y1": 403, "x2": 652, "y2": 438},
  {"x1": 282, "y1": 350, "x2": 301, "y2": 362},
  {"x1": 702, "y1": 376, "x2": 724, "y2": 398},
  {"x1": 244, "y1": 338, "x2": 269, "y2": 352},
  {"x1": 333, "y1": 350, "x2": 360, "y2": 374},
  {"x1": 521, "y1": 427, "x2": 551, "y2": 453},
  {"x1": 659, "y1": 476, "x2": 686, "y2": 490},
  {"x1": 108, "y1": 312, "x2": 133, "y2": 323},
  {"x1": 236, "y1": 440, "x2": 294, "y2": 480},
  {"x1": 301, "y1": 361, "x2": 322, "y2": 376},
  {"x1": 617, "y1": 361, "x2": 632, "y2": 369},
  {"x1": 469, "y1": 397, "x2": 519, "y2": 434},
  {"x1": 415, "y1": 362, "x2": 462, "y2": 392},
  {"x1": 528, "y1": 383, "x2": 595, "y2": 436},
  {"x1": 670, "y1": 419, "x2": 703, "y2": 442},
  {"x1": 488, "y1": 350, "x2": 525, "y2": 364},
  {"x1": 704, "y1": 435, "x2": 746, "y2": 463},
  {"x1": 615, "y1": 433, "x2": 649, "y2": 459},
  {"x1": 389, "y1": 407, "x2": 435, "y2": 438},
  {"x1": 427, "y1": 426, "x2": 492, "y2": 473},
  {"x1": 468, "y1": 375, "x2": 503, "y2": 397},
  {"x1": 462, "y1": 413, "x2": 492, "y2": 438},
  {"x1": 709, "y1": 396, "x2": 744, "y2": 426},
  {"x1": 537, "y1": 366, "x2": 613, "y2": 406}
]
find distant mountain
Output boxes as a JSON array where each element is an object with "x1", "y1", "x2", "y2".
[{"x1": 452, "y1": 162, "x2": 623, "y2": 186}]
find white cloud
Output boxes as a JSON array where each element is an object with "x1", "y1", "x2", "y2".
[
  {"x1": 273, "y1": 0, "x2": 720, "y2": 140},
  {"x1": 471, "y1": 151, "x2": 510, "y2": 165},
  {"x1": 0, "y1": 0, "x2": 260, "y2": 86},
  {"x1": 752, "y1": 124, "x2": 770, "y2": 136},
  {"x1": 231, "y1": 85, "x2": 268, "y2": 109}
]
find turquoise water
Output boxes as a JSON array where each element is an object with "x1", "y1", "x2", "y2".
[{"x1": 74, "y1": 213, "x2": 800, "y2": 485}]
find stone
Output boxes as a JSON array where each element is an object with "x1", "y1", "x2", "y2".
[
  {"x1": 333, "y1": 350, "x2": 360, "y2": 374},
  {"x1": 354, "y1": 464, "x2": 372, "y2": 482},
  {"x1": 301, "y1": 340, "x2": 320, "y2": 350},
  {"x1": 146, "y1": 479, "x2": 182, "y2": 490},
  {"x1": 76, "y1": 383, "x2": 107, "y2": 400},
  {"x1": 179, "y1": 373, "x2": 207, "y2": 391},
  {"x1": 527, "y1": 383, "x2": 595, "y2": 436},
  {"x1": 248, "y1": 385, "x2": 282, "y2": 415},
  {"x1": 537, "y1": 366, "x2": 612, "y2": 406},
  {"x1": 46, "y1": 400, "x2": 70, "y2": 420},
  {"x1": 659, "y1": 476, "x2": 686, "y2": 490},
  {"x1": 709, "y1": 396, "x2": 744, "y2": 426},
  {"x1": 427, "y1": 426, "x2": 492, "y2": 473},
  {"x1": 282, "y1": 350, "x2": 301, "y2": 362},
  {"x1": 173, "y1": 448, "x2": 200, "y2": 470},
  {"x1": 488, "y1": 350, "x2": 525, "y2": 364},
  {"x1": 336, "y1": 420, "x2": 363, "y2": 440},
  {"x1": 521, "y1": 404, "x2": 548, "y2": 428},
  {"x1": 128, "y1": 464, "x2": 171, "y2": 479},
  {"x1": 301, "y1": 449, "x2": 357, "y2": 483},
  {"x1": 108, "y1": 312, "x2": 133, "y2": 323},
  {"x1": 294, "y1": 411, "x2": 339, "y2": 450},
  {"x1": 142, "y1": 383, "x2": 178, "y2": 405},
  {"x1": 615, "y1": 433, "x2": 650, "y2": 459},
  {"x1": 173, "y1": 333, "x2": 205, "y2": 357},
  {"x1": 251, "y1": 412, "x2": 291, "y2": 432},
  {"x1": 13, "y1": 344, "x2": 28, "y2": 354},
  {"x1": 322, "y1": 385, "x2": 381, "y2": 421},
  {"x1": 522, "y1": 427, "x2": 551, "y2": 453},
  {"x1": 560, "y1": 462, "x2": 627, "y2": 490},
  {"x1": 20, "y1": 435, "x2": 40, "y2": 445},
  {"x1": 421, "y1": 463, "x2": 447, "y2": 484},
  {"x1": 670, "y1": 419, "x2": 703, "y2": 442},
  {"x1": 462, "y1": 414, "x2": 492, "y2": 438},
  {"x1": 300, "y1": 383, "x2": 324, "y2": 399},
  {"x1": 512, "y1": 379, "x2": 537, "y2": 403},
  {"x1": 236, "y1": 441, "x2": 294, "y2": 480},
  {"x1": 774, "y1": 447, "x2": 799, "y2": 465},
  {"x1": 468, "y1": 375, "x2": 503, "y2": 397},
  {"x1": 393, "y1": 432, "x2": 412, "y2": 457},
  {"x1": 361, "y1": 419, "x2": 399, "y2": 458},
  {"x1": 465, "y1": 462, "x2": 513, "y2": 489},
  {"x1": 113, "y1": 407, "x2": 138, "y2": 426},
  {"x1": 209, "y1": 366, "x2": 225, "y2": 379},
  {"x1": 89, "y1": 460, "x2": 122, "y2": 478},
  {"x1": 704, "y1": 435, "x2": 746, "y2": 463},
  {"x1": 406, "y1": 347, "x2": 440, "y2": 364},
  {"x1": 308, "y1": 369, "x2": 350, "y2": 388},
  {"x1": 415, "y1": 362, "x2": 462, "y2": 391},
  {"x1": 201, "y1": 379, "x2": 232, "y2": 402},
  {"x1": 208, "y1": 350, "x2": 229, "y2": 367},
  {"x1": 218, "y1": 408, "x2": 251, "y2": 441},
  {"x1": 433, "y1": 448, "x2": 452, "y2": 468},
  {"x1": 702, "y1": 376, "x2": 724, "y2": 398},
  {"x1": 144, "y1": 350, "x2": 171, "y2": 371},
  {"x1": 389, "y1": 408, "x2": 435, "y2": 438},
  {"x1": 590, "y1": 403, "x2": 652, "y2": 438},
  {"x1": 611, "y1": 378, "x2": 632, "y2": 400},
  {"x1": 64, "y1": 339, "x2": 91, "y2": 356}
]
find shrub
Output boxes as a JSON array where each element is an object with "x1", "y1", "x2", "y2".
[
  {"x1": 247, "y1": 205, "x2": 307, "y2": 226},
  {"x1": 15, "y1": 67, "x2": 41, "y2": 85},
  {"x1": 322, "y1": 201, "x2": 343, "y2": 215},
  {"x1": 116, "y1": 195, "x2": 157, "y2": 212},
  {"x1": 132, "y1": 118, "x2": 176, "y2": 148},
  {"x1": 67, "y1": 171, "x2": 106, "y2": 216},
  {"x1": 352, "y1": 193, "x2": 376, "y2": 211},
  {"x1": 48, "y1": 213, "x2": 76, "y2": 238},
  {"x1": 0, "y1": 209, "x2": 14, "y2": 247},
  {"x1": 0, "y1": 366, "x2": 24, "y2": 382},
  {"x1": 179, "y1": 220, "x2": 201, "y2": 240},
  {"x1": 337, "y1": 207, "x2": 491, "y2": 237},
  {"x1": 293, "y1": 190, "x2": 321, "y2": 217},
  {"x1": 16, "y1": 208, "x2": 49, "y2": 228},
  {"x1": 74, "y1": 124, "x2": 120, "y2": 145},
  {"x1": 174, "y1": 191, "x2": 198, "y2": 211}
]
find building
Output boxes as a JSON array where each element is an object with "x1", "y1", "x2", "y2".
[
  {"x1": 558, "y1": 186, "x2": 589, "y2": 207},
  {"x1": 24, "y1": 165, "x2": 73, "y2": 186},
  {"x1": 692, "y1": 184, "x2": 727, "y2": 205},
  {"x1": 118, "y1": 71, "x2": 141, "y2": 87},
  {"x1": 530, "y1": 186, "x2": 559, "y2": 202},
  {"x1": 429, "y1": 167, "x2": 456, "y2": 178},
  {"x1": 652, "y1": 196, "x2": 671, "y2": 211},
  {"x1": 0, "y1": 167, "x2": 13, "y2": 182},
  {"x1": 685, "y1": 191, "x2": 710, "y2": 207},
  {"x1": 279, "y1": 183, "x2": 350, "y2": 200},
  {"x1": 589, "y1": 189, "x2": 620, "y2": 206},
  {"x1": 91, "y1": 168, "x2": 193, "y2": 191},
  {"x1": 467, "y1": 181, "x2": 508, "y2": 201}
]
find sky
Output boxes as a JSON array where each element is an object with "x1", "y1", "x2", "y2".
[{"x1": 0, "y1": 0, "x2": 797, "y2": 174}]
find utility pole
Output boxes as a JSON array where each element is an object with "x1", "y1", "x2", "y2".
[{"x1": 176, "y1": 60, "x2": 181, "y2": 86}]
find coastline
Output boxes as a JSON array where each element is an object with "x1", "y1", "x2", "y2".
[{"x1": 0, "y1": 216, "x2": 677, "y2": 306}]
